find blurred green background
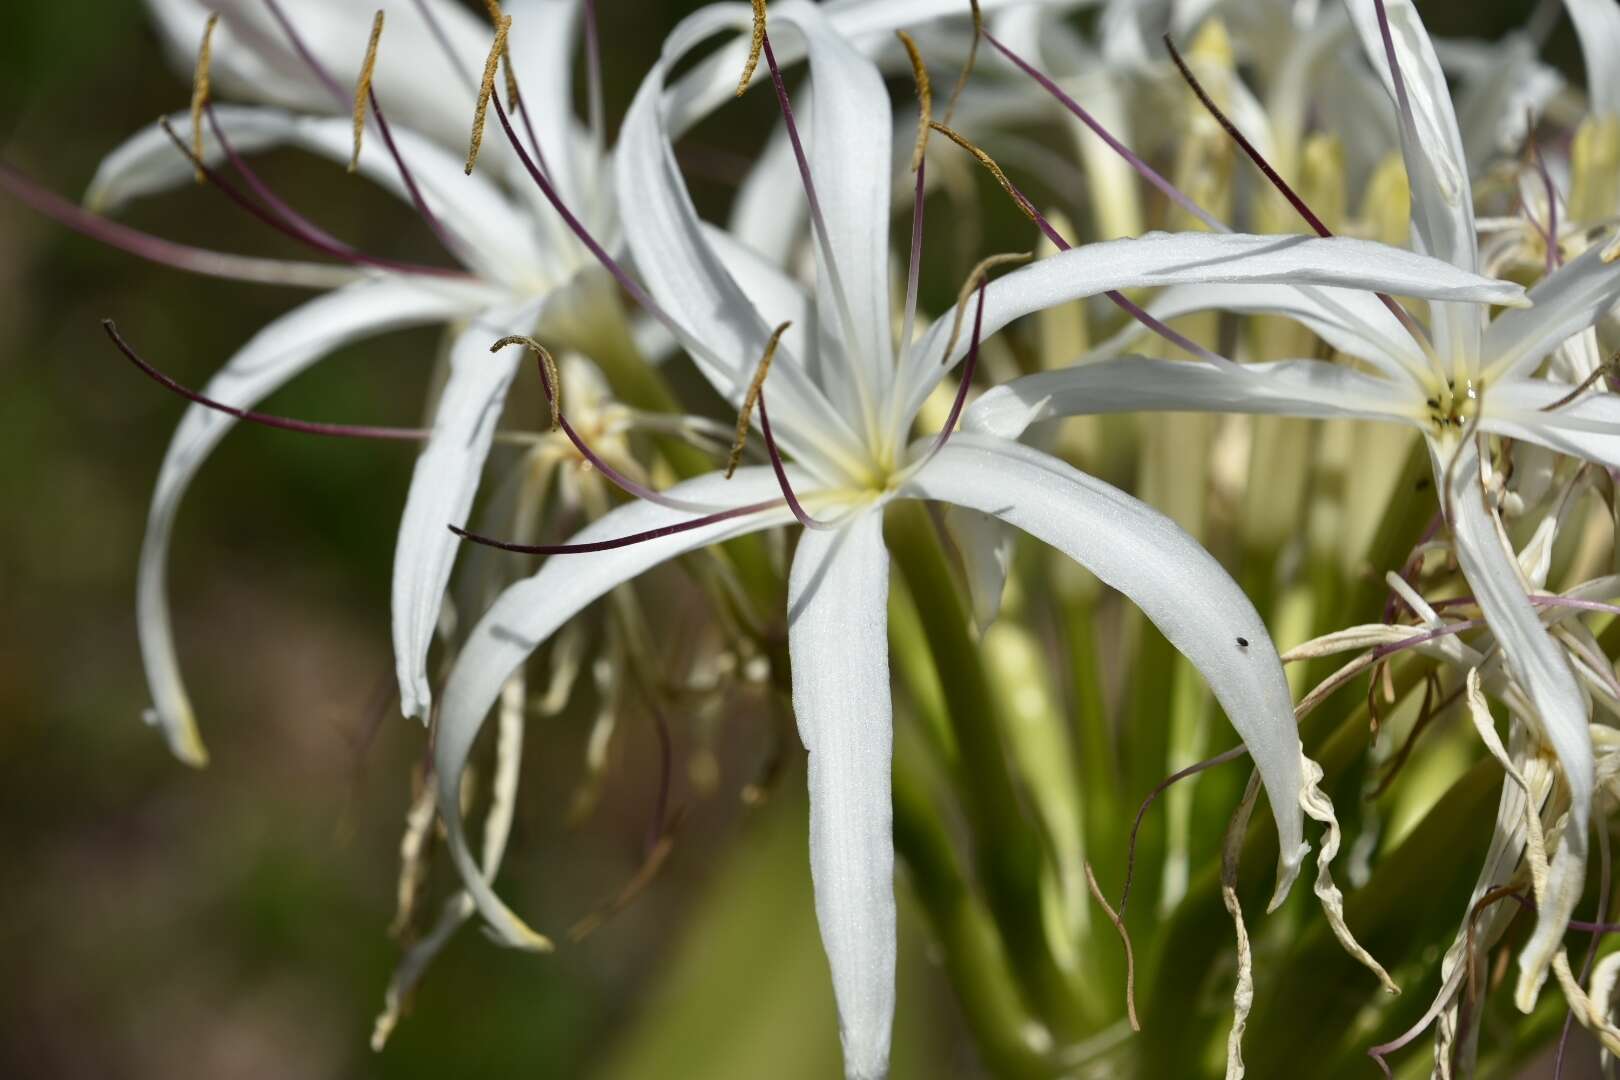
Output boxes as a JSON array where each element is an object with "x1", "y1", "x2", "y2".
[{"x1": 0, "y1": 1, "x2": 1586, "y2": 1078}]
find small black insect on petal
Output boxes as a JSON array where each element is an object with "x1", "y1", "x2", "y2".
[{"x1": 1235, "y1": 636, "x2": 1249, "y2": 648}]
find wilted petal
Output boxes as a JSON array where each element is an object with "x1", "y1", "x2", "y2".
[
  {"x1": 393, "y1": 300, "x2": 541, "y2": 720},
  {"x1": 787, "y1": 509, "x2": 895, "y2": 1080},
  {"x1": 138, "y1": 277, "x2": 488, "y2": 764},
  {"x1": 965, "y1": 357, "x2": 1418, "y2": 441},
  {"x1": 905, "y1": 434, "x2": 1310, "y2": 900},
  {"x1": 433, "y1": 468, "x2": 797, "y2": 946}
]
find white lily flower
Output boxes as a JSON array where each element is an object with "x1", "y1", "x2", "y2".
[
  {"x1": 970, "y1": 0, "x2": 1611, "y2": 1013},
  {"x1": 65, "y1": 0, "x2": 1111, "y2": 765},
  {"x1": 425, "y1": 5, "x2": 1529, "y2": 1075}
]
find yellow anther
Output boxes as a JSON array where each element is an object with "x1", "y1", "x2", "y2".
[
  {"x1": 481, "y1": 0, "x2": 522, "y2": 109},
  {"x1": 466, "y1": 15, "x2": 513, "y2": 175},
  {"x1": 350, "y1": 11, "x2": 385, "y2": 174},
  {"x1": 941, "y1": 0, "x2": 982, "y2": 126},
  {"x1": 727, "y1": 321, "x2": 792, "y2": 478},
  {"x1": 895, "y1": 31, "x2": 932, "y2": 172},
  {"x1": 940, "y1": 251, "x2": 1030, "y2": 365},
  {"x1": 189, "y1": 13, "x2": 221, "y2": 185},
  {"x1": 737, "y1": 0, "x2": 768, "y2": 97},
  {"x1": 491, "y1": 334, "x2": 562, "y2": 431},
  {"x1": 928, "y1": 121, "x2": 1037, "y2": 224}
]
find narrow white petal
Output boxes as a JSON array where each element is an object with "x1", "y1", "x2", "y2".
[
  {"x1": 965, "y1": 358, "x2": 1418, "y2": 441},
  {"x1": 393, "y1": 300, "x2": 542, "y2": 720},
  {"x1": 897, "y1": 232, "x2": 1523, "y2": 423},
  {"x1": 787, "y1": 510, "x2": 896, "y2": 1080},
  {"x1": 615, "y1": 6, "x2": 867, "y2": 480},
  {"x1": 1079, "y1": 281, "x2": 1431, "y2": 385},
  {"x1": 769, "y1": 2, "x2": 896, "y2": 412},
  {"x1": 87, "y1": 106, "x2": 549, "y2": 287},
  {"x1": 701, "y1": 224, "x2": 817, "y2": 368},
  {"x1": 1566, "y1": 0, "x2": 1620, "y2": 118},
  {"x1": 1442, "y1": 438, "x2": 1592, "y2": 967},
  {"x1": 1481, "y1": 377, "x2": 1620, "y2": 470},
  {"x1": 1483, "y1": 243, "x2": 1620, "y2": 383},
  {"x1": 504, "y1": 0, "x2": 588, "y2": 211},
  {"x1": 138, "y1": 278, "x2": 487, "y2": 765},
  {"x1": 728, "y1": 119, "x2": 809, "y2": 266},
  {"x1": 1342, "y1": 0, "x2": 1481, "y2": 362},
  {"x1": 906, "y1": 435, "x2": 1310, "y2": 899},
  {"x1": 433, "y1": 468, "x2": 798, "y2": 947}
]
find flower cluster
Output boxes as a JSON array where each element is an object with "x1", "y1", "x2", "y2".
[{"x1": 13, "y1": 0, "x2": 1620, "y2": 1076}]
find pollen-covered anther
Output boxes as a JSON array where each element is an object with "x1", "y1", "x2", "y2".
[
  {"x1": 490, "y1": 334, "x2": 562, "y2": 431},
  {"x1": 189, "y1": 12, "x2": 221, "y2": 184},
  {"x1": 927, "y1": 121, "x2": 1039, "y2": 225},
  {"x1": 895, "y1": 31, "x2": 932, "y2": 172},
  {"x1": 736, "y1": 0, "x2": 767, "y2": 98},
  {"x1": 350, "y1": 11, "x2": 385, "y2": 174},
  {"x1": 466, "y1": 13, "x2": 513, "y2": 175},
  {"x1": 481, "y1": 0, "x2": 522, "y2": 109},
  {"x1": 727, "y1": 321, "x2": 791, "y2": 479}
]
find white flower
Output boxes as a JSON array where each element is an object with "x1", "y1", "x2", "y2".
[
  {"x1": 77, "y1": 0, "x2": 1016, "y2": 761},
  {"x1": 970, "y1": 0, "x2": 1616, "y2": 1012},
  {"x1": 426, "y1": 4, "x2": 1526, "y2": 1075}
]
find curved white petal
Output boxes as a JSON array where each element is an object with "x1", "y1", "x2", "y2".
[
  {"x1": 787, "y1": 510, "x2": 895, "y2": 1080},
  {"x1": 433, "y1": 468, "x2": 799, "y2": 947},
  {"x1": 1442, "y1": 437, "x2": 1592, "y2": 978},
  {"x1": 1567, "y1": 0, "x2": 1620, "y2": 118},
  {"x1": 393, "y1": 300, "x2": 543, "y2": 720},
  {"x1": 729, "y1": 119, "x2": 809, "y2": 266},
  {"x1": 701, "y1": 224, "x2": 817, "y2": 368},
  {"x1": 896, "y1": 231, "x2": 1520, "y2": 423},
  {"x1": 964, "y1": 357, "x2": 1418, "y2": 440},
  {"x1": 504, "y1": 0, "x2": 588, "y2": 213},
  {"x1": 1342, "y1": 0, "x2": 1480, "y2": 363},
  {"x1": 1484, "y1": 243, "x2": 1620, "y2": 383},
  {"x1": 1079, "y1": 280, "x2": 1431, "y2": 384},
  {"x1": 138, "y1": 277, "x2": 488, "y2": 765},
  {"x1": 1482, "y1": 378, "x2": 1620, "y2": 470},
  {"x1": 905, "y1": 434, "x2": 1310, "y2": 899},
  {"x1": 87, "y1": 106, "x2": 550, "y2": 287},
  {"x1": 615, "y1": 5, "x2": 869, "y2": 483},
  {"x1": 768, "y1": 2, "x2": 895, "y2": 417}
]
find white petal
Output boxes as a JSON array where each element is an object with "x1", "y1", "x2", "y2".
[
  {"x1": 615, "y1": 5, "x2": 868, "y2": 482},
  {"x1": 728, "y1": 119, "x2": 809, "y2": 266},
  {"x1": 1483, "y1": 243, "x2": 1620, "y2": 383},
  {"x1": 1341, "y1": 0, "x2": 1480, "y2": 363},
  {"x1": 87, "y1": 106, "x2": 550, "y2": 287},
  {"x1": 905, "y1": 434, "x2": 1310, "y2": 900},
  {"x1": 701, "y1": 224, "x2": 817, "y2": 370},
  {"x1": 138, "y1": 277, "x2": 487, "y2": 765},
  {"x1": 768, "y1": 3, "x2": 896, "y2": 416},
  {"x1": 787, "y1": 510, "x2": 896, "y2": 1080},
  {"x1": 433, "y1": 468, "x2": 799, "y2": 947},
  {"x1": 1445, "y1": 34, "x2": 1563, "y2": 176},
  {"x1": 393, "y1": 300, "x2": 543, "y2": 720},
  {"x1": 1481, "y1": 378, "x2": 1620, "y2": 470},
  {"x1": 896, "y1": 232, "x2": 1523, "y2": 425},
  {"x1": 1442, "y1": 438, "x2": 1592, "y2": 944},
  {"x1": 1566, "y1": 0, "x2": 1620, "y2": 118},
  {"x1": 965, "y1": 358, "x2": 1418, "y2": 441},
  {"x1": 1078, "y1": 280, "x2": 1431, "y2": 385},
  {"x1": 504, "y1": 0, "x2": 588, "y2": 212}
]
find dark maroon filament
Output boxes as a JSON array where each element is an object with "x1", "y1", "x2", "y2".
[
  {"x1": 0, "y1": 161, "x2": 344, "y2": 286},
  {"x1": 1119, "y1": 744, "x2": 1249, "y2": 917},
  {"x1": 160, "y1": 115, "x2": 466, "y2": 279},
  {"x1": 757, "y1": 390, "x2": 834, "y2": 531},
  {"x1": 509, "y1": 343, "x2": 724, "y2": 512},
  {"x1": 489, "y1": 93, "x2": 671, "y2": 327},
  {"x1": 917, "y1": 279, "x2": 988, "y2": 469},
  {"x1": 1528, "y1": 138, "x2": 1562, "y2": 271},
  {"x1": 1382, "y1": 511, "x2": 1444, "y2": 624},
  {"x1": 103, "y1": 319, "x2": 426, "y2": 441},
  {"x1": 449, "y1": 497, "x2": 783, "y2": 555},
  {"x1": 260, "y1": 0, "x2": 462, "y2": 260},
  {"x1": 1160, "y1": 34, "x2": 1431, "y2": 346},
  {"x1": 1370, "y1": 618, "x2": 1484, "y2": 661}
]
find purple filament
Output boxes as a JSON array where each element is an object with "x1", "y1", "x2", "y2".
[
  {"x1": 449, "y1": 496, "x2": 783, "y2": 556},
  {"x1": 103, "y1": 319, "x2": 426, "y2": 441},
  {"x1": 757, "y1": 390, "x2": 835, "y2": 531}
]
